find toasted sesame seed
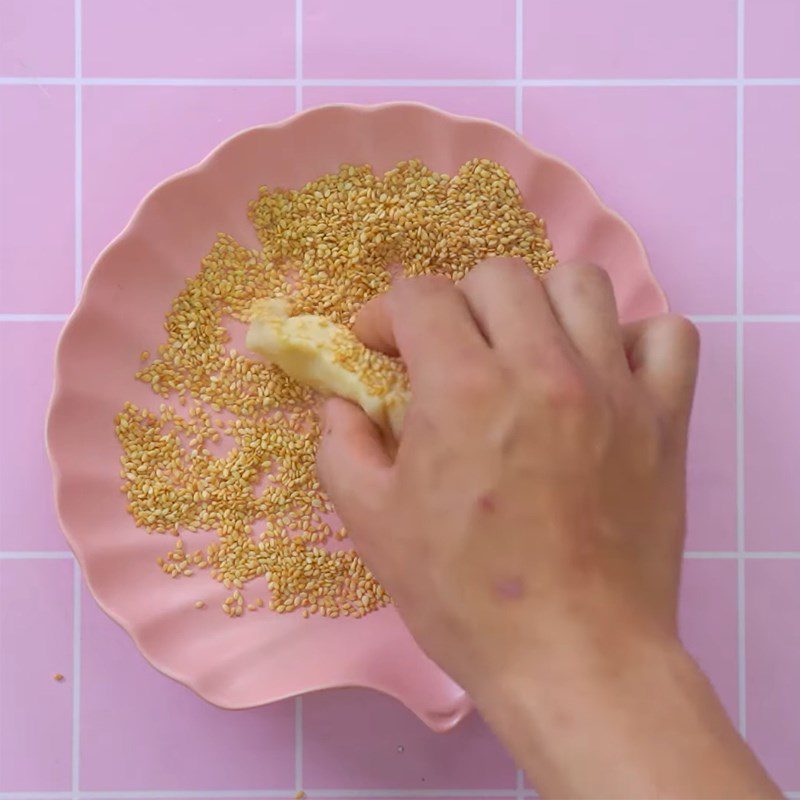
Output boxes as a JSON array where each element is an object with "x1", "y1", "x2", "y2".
[
  {"x1": 53, "y1": 673, "x2": 65, "y2": 682},
  {"x1": 115, "y1": 159, "x2": 555, "y2": 619},
  {"x1": 194, "y1": 600, "x2": 206, "y2": 609}
]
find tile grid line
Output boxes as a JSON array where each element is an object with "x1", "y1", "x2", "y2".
[
  {"x1": 514, "y1": 0, "x2": 523, "y2": 135},
  {"x1": 0, "y1": 790, "x2": 795, "y2": 799},
  {"x1": 71, "y1": 561, "x2": 82, "y2": 800},
  {"x1": 294, "y1": 2, "x2": 305, "y2": 796},
  {"x1": 735, "y1": 0, "x2": 747, "y2": 739},
  {"x1": 1, "y1": 76, "x2": 800, "y2": 87},
  {"x1": 73, "y1": 0, "x2": 83, "y2": 303},
  {"x1": 71, "y1": 2, "x2": 83, "y2": 798},
  {"x1": 0, "y1": 792, "x2": 526, "y2": 800}
]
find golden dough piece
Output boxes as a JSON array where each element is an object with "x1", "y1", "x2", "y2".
[{"x1": 246, "y1": 299, "x2": 409, "y2": 437}]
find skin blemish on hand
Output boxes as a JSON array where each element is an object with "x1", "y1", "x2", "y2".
[
  {"x1": 478, "y1": 492, "x2": 497, "y2": 513},
  {"x1": 494, "y1": 576, "x2": 525, "y2": 600}
]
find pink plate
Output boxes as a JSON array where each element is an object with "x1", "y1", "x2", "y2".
[{"x1": 46, "y1": 102, "x2": 667, "y2": 731}]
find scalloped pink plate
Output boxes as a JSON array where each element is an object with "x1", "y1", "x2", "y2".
[{"x1": 47, "y1": 102, "x2": 666, "y2": 731}]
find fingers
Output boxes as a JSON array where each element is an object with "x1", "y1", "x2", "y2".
[
  {"x1": 623, "y1": 314, "x2": 700, "y2": 424},
  {"x1": 316, "y1": 397, "x2": 392, "y2": 524},
  {"x1": 457, "y1": 258, "x2": 569, "y2": 360},
  {"x1": 356, "y1": 275, "x2": 491, "y2": 393},
  {"x1": 544, "y1": 262, "x2": 629, "y2": 377},
  {"x1": 353, "y1": 291, "x2": 399, "y2": 355}
]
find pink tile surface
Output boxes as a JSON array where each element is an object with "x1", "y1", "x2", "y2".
[
  {"x1": 0, "y1": 559, "x2": 73, "y2": 791},
  {"x1": 746, "y1": 560, "x2": 800, "y2": 791},
  {"x1": 79, "y1": 584, "x2": 295, "y2": 791},
  {"x1": 303, "y1": 86, "x2": 516, "y2": 129},
  {"x1": 523, "y1": 0, "x2": 737, "y2": 79},
  {"x1": 82, "y1": 85, "x2": 294, "y2": 270},
  {"x1": 303, "y1": 0, "x2": 515, "y2": 79},
  {"x1": 679, "y1": 559, "x2": 739, "y2": 722},
  {"x1": 744, "y1": 324, "x2": 800, "y2": 551},
  {"x1": 523, "y1": 87, "x2": 737, "y2": 315},
  {"x1": 83, "y1": 0, "x2": 295, "y2": 78},
  {"x1": 303, "y1": 689, "x2": 516, "y2": 790},
  {"x1": 3, "y1": 2, "x2": 800, "y2": 795},
  {"x1": 0, "y1": 86, "x2": 75, "y2": 313},
  {"x1": 745, "y1": 0, "x2": 800, "y2": 78},
  {"x1": 0, "y1": 321, "x2": 65, "y2": 550},
  {"x1": 686, "y1": 323, "x2": 737, "y2": 551},
  {"x1": 0, "y1": 0, "x2": 74, "y2": 77},
  {"x1": 744, "y1": 87, "x2": 800, "y2": 313}
]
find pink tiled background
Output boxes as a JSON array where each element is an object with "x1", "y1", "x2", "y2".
[{"x1": 1, "y1": 1, "x2": 799, "y2": 798}]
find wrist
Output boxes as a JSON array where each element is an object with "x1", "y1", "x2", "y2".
[
  {"x1": 471, "y1": 631, "x2": 779, "y2": 799},
  {"x1": 470, "y1": 615, "x2": 686, "y2": 716}
]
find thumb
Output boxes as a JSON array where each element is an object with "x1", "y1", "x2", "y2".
[{"x1": 316, "y1": 397, "x2": 392, "y2": 527}]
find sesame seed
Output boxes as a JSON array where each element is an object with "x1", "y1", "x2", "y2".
[{"x1": 115, "y1": 159, "x2": 555, "y2": 619}]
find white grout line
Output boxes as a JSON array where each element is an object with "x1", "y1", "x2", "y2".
[
  {"x1": 0, "y1": 550, "x2": 74, "y2": 559},
  {"x1": 0, "y1": 314, "x2": 70, "y2": 322},
  {"x1": 735, "y1": 0, "x2": 747, "y2": 740},
  {"x1": 295, "y1": 695, "x2": 304, "y2": 794},
  {"x1": 684, "y1": 551, "x2": 739, "y2": 559},
  {"x1": 71, "y1": 559, "x2": 82, "y2": 795},
  {"x1": 2, "y1": 76, "x2": 800, "y2": 88},
  {"x1": 683, "y1": 551, "x2": 800, "y2": 559},
  {"x1": 740, "y1": 552, "x2": 800, "y2": 559},
  {"x1": 71, "y1": 8, "x2": 84, "y2": 788},
  {"x1": 0, "y1": 791, "x2": 533, "y2": 799},
  {"x1": 305, "y1": 792, "x2": 521, "y2": 798},
  {"x1": 514, "y1": 0, "x2": 523, "y2": 135},
  {"x1": 523, "y1": 77, "x2": 744, "y2": 87},
  {"x1": 689, "y1": 314, "x2": 800, "y2": 323},
  {"x1": 73, "y1": 0, "x2": 83, "y2": 302},
  {"x1": 295, "y1": 0, "x2": 303, "y2": 112},
  {"x1": 0, "y1": 795, "x2": 75, "y2": 800},
  {"x1": 84, "y1": 77, "x2": 296, "y2": 87},
  {"x1": 76, "y1": 793, "x2": 294, "y2": 799}
]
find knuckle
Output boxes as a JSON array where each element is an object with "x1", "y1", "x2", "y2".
[
  {"x1": 662, "y1": 314, "x2": 700, "y2": 353},
  {"x1": 461, "y1": 257, "x2": 532, "y2": 287},
  {"x1": 540, "y1": 366, "x2": 593, "y2": 410},
  {"x1": 549, "y1": 261, "x2": 612, "y2": 296},
  {"x1": 397, "y1": 274, "x2": 453, "y2": 296},
  {"x1": 450, "y1": 360, "x2": 504, "y2": 400},
  {"x1": 480, "y1": 256, "x2": 531, "y2": 277}
]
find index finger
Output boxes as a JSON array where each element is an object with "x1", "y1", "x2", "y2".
[
  {"x1": 353, "y1": 291, "x2": 400, "y2": 355},
  {"x1": 353, "y1": 275, "x2": 491, "y2": 392}
]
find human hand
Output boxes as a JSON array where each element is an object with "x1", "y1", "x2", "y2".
[
  {"x1": 316, "y1": 258, "x2": 780, "y2": 799},
  {"x1": 318, "y1": 258, "x2": 697, "y2": 689}
]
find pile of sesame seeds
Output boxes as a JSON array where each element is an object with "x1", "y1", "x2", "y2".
[{"x1": 115, "y1": 158, "x2": 556, "y2": 619}]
